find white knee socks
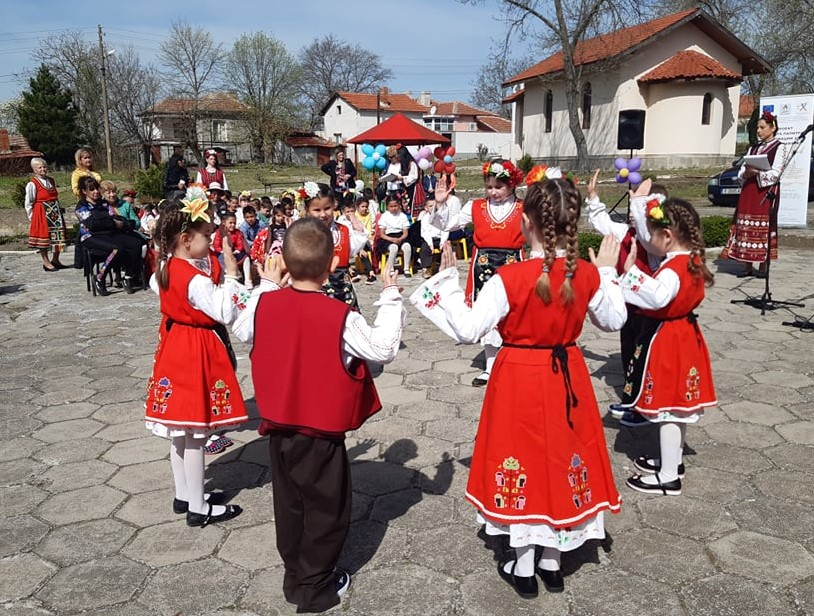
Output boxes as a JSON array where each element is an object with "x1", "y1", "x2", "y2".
[
  {"x1": 503, "y1": 545, "x2": 536, "y2": 577},
  {"x1": 170, "y1": 436, "x2": 187, "y2": 500},
  {"x1": 170, "y1": 435, "x2": 228, "y2": 516},
  {"x1": 484, "y1": 344, "x2": 499, "y2": 376},
  {"x1": 538, "y1": 547, "x2": 561, "y2": 572},
  {"x1": 658, "y1": 422, "x2": 686, "y2": 482}
]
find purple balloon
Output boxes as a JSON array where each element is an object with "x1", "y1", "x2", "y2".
[
  {"x1": 614, "y1": 157, "x2": 627, "y2": 170},
  {"x1": 628, "y1": 172, "x2": 643, "y2": 185},
  {"x1": 628, "y1": 157, "x2": 642, "y2": 172},
  {"x1": 615, "y1": 173, "x2": 626, "y2": 184}
]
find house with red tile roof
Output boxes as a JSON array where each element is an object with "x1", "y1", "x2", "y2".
[
  {"x1": 502, "y1": 8, "x2": 771, "y2": 168},
  {"x1": 321, "y1": 88, "x2": 513, "y2": 159},
  {"x1": 141, "y1": 92, "x2": 253, "y2": 163}
]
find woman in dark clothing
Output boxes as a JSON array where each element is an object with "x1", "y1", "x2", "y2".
[{"x1": 321, "y1": 148, "x2": 357, "y2": 199}]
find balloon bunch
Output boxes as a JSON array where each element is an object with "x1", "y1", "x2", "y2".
[
  {"x1": 414, "y1": 146, "x2": 433, "y2": 171},
  {"x1": 614, "y1": 157, "x2": 643, "y2": 185},
  {"x1": 433, "y1": 146, "x2": 456, "y2": 174},
  {"x1": 361, "y1": 143, "x2": 388, "y2": 171}
]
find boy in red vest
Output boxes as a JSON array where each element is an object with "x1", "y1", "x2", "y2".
[{"x1": 232, "y1": 217, "x2": 404, "y2": 613}]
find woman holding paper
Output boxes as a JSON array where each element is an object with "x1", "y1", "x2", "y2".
[{"x1": 723, "y1": 110, "x2": 787, "y2": 277}]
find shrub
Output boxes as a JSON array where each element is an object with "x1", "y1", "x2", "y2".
[
  {"x1": 11, "y1": 179, "x2": 28, "y2": 209},
  {"x1": 133, "y1": 163, "x2": 166, "y2": 202},
  {"x1": 578, "y1": 231, "x2": 603, "y2": 260},
  {"x1": 517, "y1": 153, "x2": 535, "y2": 175},
  {"x1": 701, "y1": 215, "x2": 731, "y2": 247}
]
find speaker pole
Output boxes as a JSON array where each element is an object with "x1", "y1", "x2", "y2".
[{"x1": 607, "y1": 148, "x2": 635, "y2": 220}]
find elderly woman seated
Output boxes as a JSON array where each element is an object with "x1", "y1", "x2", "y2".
[{"x1": 74, "y1": 176, "x2": 146, "y2": 296}]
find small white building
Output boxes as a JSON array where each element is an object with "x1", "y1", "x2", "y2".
[{"x1": 503, "y1": 8, "x2": 771, "y2": 169}]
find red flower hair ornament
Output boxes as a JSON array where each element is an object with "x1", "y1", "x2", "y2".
[{"x1": 482, "y1": 160, "x2": 524, "y2": 187}]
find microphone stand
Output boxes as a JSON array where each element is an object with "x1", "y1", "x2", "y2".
[{"x1": 731, "y1": 132, "x2": 808, "y2": 315}]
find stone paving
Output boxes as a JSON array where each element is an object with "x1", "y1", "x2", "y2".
[{"x1": 1, "y1": 245, "x2": 814, "y2": 616}]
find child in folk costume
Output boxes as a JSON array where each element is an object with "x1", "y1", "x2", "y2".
[
  {"x1": 446, "y1": 159, "x2": 526, "y2": 387},
  {"x1": 232, "y1": 218, "x2": 405, "y2": 613},
  {"x1": 619, "y1": 198, "x2": 717, "y2": 496},
  {"x1": 722, "y1": 110, "x2": 787, "y2": 278},
  {"x1": 145, "y1": 199, "x2": 249, "y2": 527},
  {"x1": 301, "y1": 182, "x2": 368, "y2": 309},
  {"x1": 411, "y1": 169, "x2": 626, "y2": 597},
  {"x1": 584, "y1": 173, "x2": 665, "y2": 423},
  {"x1": 25, "y1": 157, "x2": 68, "y2": 271},
  {"x1": 196, "y1": 149, "x2": 229, "y2": 191}
]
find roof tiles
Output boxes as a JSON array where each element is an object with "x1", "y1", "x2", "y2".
[{"x1": 638, "y1": 49, "x2": 741, "y2": 83}]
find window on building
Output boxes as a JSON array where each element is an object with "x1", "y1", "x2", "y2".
[
  {"x1": 337, "y1": 105, "x2": 342, "y2": 115},
  {"x1": 544, "y1": 90, "x2": 553, "y2": 133},
  {"x1": 581, "y1": 83, "x2": 592, "y2": 130},
  {"x1": 212, "y1": 120, "x2": 228, "y2": 142},
  {"x1": 702, "y1": 93, "x2": 712, "y2": 125}
]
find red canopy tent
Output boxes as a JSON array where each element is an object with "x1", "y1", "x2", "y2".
[{"x1": 347, "y1": 112, "x2": 451, "y2": 146}]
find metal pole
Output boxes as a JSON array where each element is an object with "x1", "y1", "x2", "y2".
[{"x1": 98, "y1": 24, "x2": 113, "y2": 174}]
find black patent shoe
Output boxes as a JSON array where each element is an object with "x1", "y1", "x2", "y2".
[
  {"x1": 123, "y1": 277, "x2": 137, "y2": 294},
  {"x1": 536, "y1": 568, "x2": 565, "y2": 593},
  {"x1": 173, "y1": 492, "x2": 227, "y2": 514},
  {"x1": 497, "y1": 559, "x2": 538, "y2": 599},
  {"x1": 471, "y1": 373, "x2": 489, "y2": 387},
  {"x1": 186, "y1": 502, "x2": 242, "y2": 527},
  {"x1": 626, "y1": 473, "x2": 682, "y2": 496},
  {"x1": 93, "y1": 276, "x2": 110, "y2": 296}
]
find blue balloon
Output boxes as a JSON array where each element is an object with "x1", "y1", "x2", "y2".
[
  {"x1": 362, "y1": 157, "x2": 376, "y2": 170},
  {"x1": 376, "y1": 157, "x2": 387, "y2": 170},
  {"x1": 444, "y1": 155, "x2": 453, "y2": 164},
  {"x1": 375, "y1": 144, "x2": 387, "y2": 156},
  {"x1": 361, "y1": 143, "x2": 374, "y2": 155}
]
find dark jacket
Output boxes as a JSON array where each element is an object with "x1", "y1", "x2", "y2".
[
  {"x1": 165, "y1": 156, "x2": 191, "y2": 194},
  {"x1": 321, "y1": 159, "x2": 357, "y2": 193}
]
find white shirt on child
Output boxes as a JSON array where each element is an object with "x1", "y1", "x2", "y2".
[
  {"x1": 619, "y1": 251, "x2": 686, "y2": 310},
  {"x1": 332, "y1": 219, "x2": 368, "y2": 257},
  {"x1": 377, "y1": 211, "x2": 410, "y2": 235},
  {"x1": 418, "y1": 210, "x2": 442, "y2": 248},
  {"x1": 232, "y1": 281, "x2": 406, "y2": 366}
]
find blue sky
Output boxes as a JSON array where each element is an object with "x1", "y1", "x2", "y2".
[{"x1": 0, "y1": 0, "x2": 531, "y2": 105}]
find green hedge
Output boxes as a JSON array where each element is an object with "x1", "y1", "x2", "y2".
[
  {"x1": 134, "y1": 163, "x2": 166, "y2": 202},
  {"x1": 577, "y1": 215, "x2": 732, "y2": 260}
]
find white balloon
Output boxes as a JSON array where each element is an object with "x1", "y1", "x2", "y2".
[
  {"x1": 418, "y1": 158, "x2": 432, "y2": 171},
  {"x1": 372, "y1": 152, "x2": 380, "y2": 160},
  {"x1": 355, "y1": 180, "x2": 364, "y2": 191}
]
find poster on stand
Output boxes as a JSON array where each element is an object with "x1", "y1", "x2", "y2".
[{"x1": 760, "y1": 94, "x2": 813, "y2": 228}]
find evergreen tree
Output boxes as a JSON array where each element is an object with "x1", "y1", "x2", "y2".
[{"x1": 17, "y1": 65, "x2": 79, "y2": 166}]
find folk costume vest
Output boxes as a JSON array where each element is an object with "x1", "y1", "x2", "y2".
[{"x1": 251, "y1": 288, "x2": 381, "y2": 439}]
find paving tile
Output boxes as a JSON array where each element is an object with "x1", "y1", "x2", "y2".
[
  {"x1": 776, "y1": 420, "x2": 814, "y2": 445},
  {"x1": 763, "y1": 443, "x2": 814, "y2": 474},
  {"x1": 703, "y1": 421, "x2": 784, "y2": 449},
  {"x1": 610, "y1": 528, "x2": 714, "y2": 583},
  {"x1": 719, "y1": 400, "x2": 795, "y2": 425},
  {"x1": 35, "y1": 518, "x2": 135, "y2": 566},
  {"x1": 710, "y1": 530, "x2": 814, "y2": 586},
  {"x1": 565, "y1": 570, "x2": 684, "y2": 616},
  {"x1": 37, "y1": 485, "x2": 127, "y2": 525},
  {"x1": 350, "y1": 563, "x2": 458, "y2": 615},
  {"x1": 33, "y1": 437, "x2": 110, "y2": 465},
  {"x1": 39, "y1": 459, "x2": 117, "y2": 493},
  {"x1": 0, "y1": 554, "x2": 56, "y2": 603},
  {"x1": 681, "y1": 573, "x2": 796, "y2": 616},
  {"x1": 0, "y1": 514, "x2": 49, "y2": 558},
  {"x1": 33, "y1": 402, "x2": 99, "y2": 423},
  {"x1": 101, "y1": 436, "x2": 169, "y2": 466},
  {"x1": 31, "y1": 418, "x2": 104, "y2": 443},
  {"x1": 107, "y1": 459, "x2": 170, "y2": 494},
  {"x1": 218, "y1": 522, "x2": 283, "y2": 570},
  {"x1": 0, "y1": 457, "x2": 47, "y2": 485},
  {"x1": 638, "y1": 496, "x2": 738, "y2": 539},
  {"x1": 752, "y1": 469, "x2": 814, "y2": 506},
  {"x1": 122, "y1": 520, "x2": 224, "y2": 567}
]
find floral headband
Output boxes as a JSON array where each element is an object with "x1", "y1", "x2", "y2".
[
  {"x1": 645, "y1": 197, "x2": 670, "y2": 227},
  {"x1": 123, "y1": 189, "x2": 137, "y2": 198},
  {"x1": 524, "y1": 164, "x2": 579, "y2": 187},
  {"x1": 761, "y1": 110, "x2": 776, "y2": 125},
  {"x1": 297, "y1": 181, "x2": 321, "y2": 202},
  {"x1": 482, "y1": 160, "x2": 524, "y2": 187},
  {"x1": 179, "y1": 198, "x2": 211, "y2": 229}
]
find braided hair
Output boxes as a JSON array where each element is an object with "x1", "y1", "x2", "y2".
[
  {"x1": 658, "y1": 198, "x2": 714, "y2": 287},
  {"x1": 523, "y1": 178, "x2": 582, "y2": 304},
  {"x1": 153, "y1": 200, "x2": 215, "y2": 290}
]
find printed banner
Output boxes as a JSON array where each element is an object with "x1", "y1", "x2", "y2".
[{"x1": 760, "y1": 94, "x2": 814, "y2": 228}]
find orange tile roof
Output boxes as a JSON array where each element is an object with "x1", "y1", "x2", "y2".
[
  {"x1": 429, "y1": 101, "x2": 493, "y2": 117},
  {"x1": 477, "y1": 116, "x2": 512, "y2": 133},
  {"x1": 739, "y1": 94, "x2": 755, "y2": 118},
  {"x1": 638, "y1": 49, "x2": 741, "y2": 83},
  {"x1": 287, "y1": 134, "x2": 338, "y2": 148},
  {"x1": 145, "y1": 93, "x2": 249, "y2": 115},
  {"x1": 335, "y1": 91, "x2": 429, "y2": 114},
  {"x1": 505, "y1": 8, "x2": 698, "y2": 85},
  {"x1": 502, "y1": 89, "x2": 525, "y2": 104}
]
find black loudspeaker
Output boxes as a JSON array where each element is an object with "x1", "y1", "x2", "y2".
[{"x1": 617, "y1": 109, "x2": 645, "y2": 150}]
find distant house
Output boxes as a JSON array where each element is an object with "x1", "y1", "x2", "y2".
[
  {"x1": 321, "y1": 89, "x2": 513, "y2": 158},
  {"x1": 738, "y1": 94, "x2": 755, "y2": 145},
  {"x1": 502, "y1": 8, "x2": 771, "y2": 168},
  {"x1": 284, "y1": 132, "x2": 339, "y2": 167},
  {"x1": 0, "y1": 130, "x2": 41, "y2": 174},
  {"x1": 141, "y1": 93, "x2": 253, "y2": 164}
]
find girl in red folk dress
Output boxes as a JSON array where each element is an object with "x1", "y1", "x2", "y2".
[
  {"x1": 145, "y1": 199, "x2": 249, "y2": 527},
  {"x1": 446, "y1": 159, "x2": 526, "y2": 387},
  {"x1": 196, "y1": 149, "x2": 229, "y2": 192},
  {"x1": 301, "y1": 181, "x2": 368, "y2": 310},
  {"x1": 411, "y1": 170, "x2": 626, "y2": 598},
  {"x1": 722, "y1": 110, "x2": 787, "y2": 278},
  {"x1": 619, "y1": 198, "x2": 717, "y2": 496}
]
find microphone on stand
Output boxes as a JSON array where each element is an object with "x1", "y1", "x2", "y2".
[{"x1": 797, "y1": 124, "x2": 814, "y2": 141}]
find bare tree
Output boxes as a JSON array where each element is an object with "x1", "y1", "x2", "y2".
[
  {"x1": 462, "y1": 0, "x2": 646, "y2": 169},
  {"x1": 0, "y1": 99, "x2": 20, "y2": 132},
  {"x1": 107, "y1": 46, "x2": 162, "y2": 168},
  {"x1": 297, "y1": 36, "x2": 392, "y2": 130},
  {"x1": 33, "y1": 30, "x2": 104, "y2": 149},
  {"x1": 223, "y1": 32, "x2": 301, "y2": 162},
  {"x1": 159, "y1": 21, "x2": 224, "y2": 160},
  {"x1": 470, "y1": 48, "x2": 535, "y2": 119}
]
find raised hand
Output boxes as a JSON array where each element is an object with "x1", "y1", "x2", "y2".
[
  {"x1": 257, "y1": 254, "x2": 289, "y2": 287},
  {"x1": 221, "y1": 234, "x2": 239, "y2": 278},
  {"x1": 623, "y1": 239, "x2": 638, "y2": 273},
  {"x1": 382, "y1": 257, "x2": 399, "y2": 288},
  {"x1": 589, "y1": 235, "x2": 621, "y2": 269},
  {"x1": 630, "y1": 177, "x2": 652, "y2": 199},
  {"x1": 439, "y1": 241, "x2": 457, "y2": 271},
  {"x1": 587, "y1": 169, "x2": 600, "y2": 200}
]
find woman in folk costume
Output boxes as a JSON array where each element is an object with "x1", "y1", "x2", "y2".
[
  {"x1": 411, "y1": 168, "x2": 626, "y2": 597},
  {"x1": 25, "y1": 157, "x2": 68, "y2": 271},
  {"x1": 446, "y1": 159, "x2": 526, "y2": 386},
  {"x1": 619, "y1": 198, "x2": 717, "y2": 496},
  {"x1": 196, "y1": 149, "x2": 229, "y2": 192},
  {"x1": 722, "y1": 110, "x2": 787, "y2": 278}
]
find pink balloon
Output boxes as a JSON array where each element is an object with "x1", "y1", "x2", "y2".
[
  {"x1": 614, "y1": 157, "x2": 627, "y2": 170},
  {"x1": 628, "y1": 157, "x2": 642, "y2": 172},
  {"x1": 419, "y1": 146, "x2": 432, "y2": 159}
]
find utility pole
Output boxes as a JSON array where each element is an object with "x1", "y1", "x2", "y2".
[{"x1": 97, "y1": 24, "x2": 113, "y2": 174}]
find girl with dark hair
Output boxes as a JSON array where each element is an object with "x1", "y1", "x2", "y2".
[
  {"x1": 618, "y1": 198, "x2": 716, "y2": 496},
  {"x1": 411, "y1": 169, "x2": 626, "y2": 597},
  {"x1": 196, "y1": 149, "x2": 228, "y2": 191},
  {"x1": 145, "y1": 198, "x2": 249, "y2": 526}
]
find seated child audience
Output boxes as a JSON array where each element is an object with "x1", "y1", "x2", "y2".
[
  {"x1": 376, "y1": 195, "x2": 412, "y2": 277},
  {"x1": 212, "y1": 212, "x2": 253, "y2": 288},
  {"x1": 232, "y1": 217, "x2": 405, "y2": 613},
  {"x1": 417, "y1": 199, "x2": 443, "y2": 278},
  {"x1": 338, "y1": 200, "x2": 376, "y2": 284}
]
